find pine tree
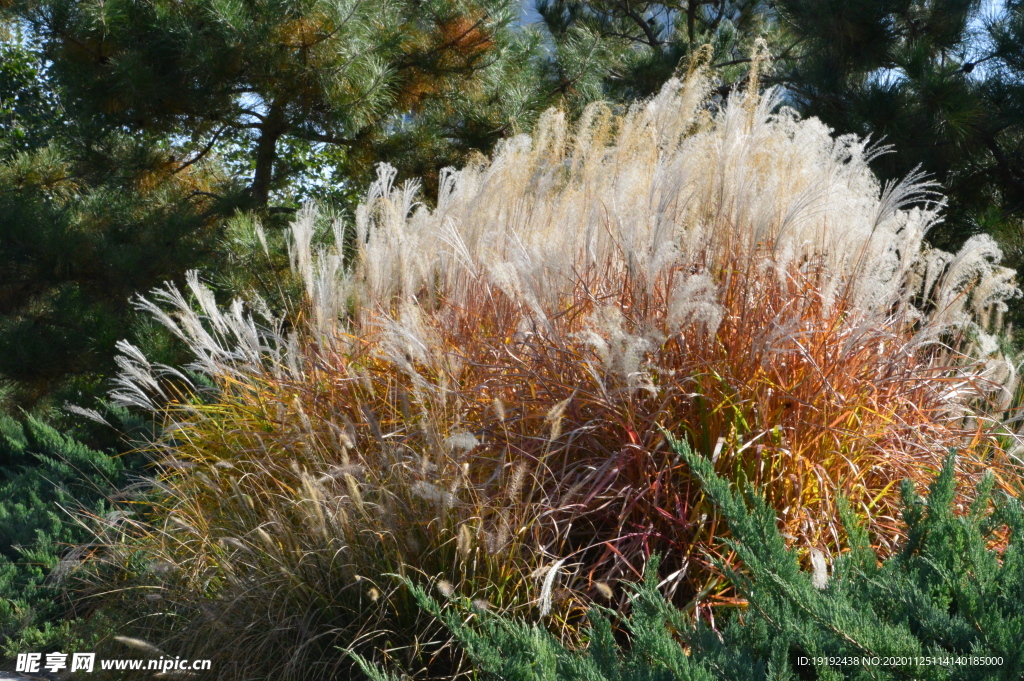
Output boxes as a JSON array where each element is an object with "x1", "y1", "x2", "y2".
[
  {"x1": 0, "y1": 35, "x2": 58, "y2": 156},
  {"x1": 6, "y1": 0, "x2": 597, "y2": 209},
  {"x1": 534, "y1": 0, "x2": 778, "y2": 101},
  {"x1": 368, "y1": 439, "x2": 1024, "y2": 680},
  {"x1": 771, "y1": 0, "x2": 1003, "y2": 253},
  {"x1": 0, "y1": 30, "x2": 232, "y2": 411}
]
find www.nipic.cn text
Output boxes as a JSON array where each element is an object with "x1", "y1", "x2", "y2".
[{"x1": 16, "y1": 652, "x2": 212, "y2": 674}]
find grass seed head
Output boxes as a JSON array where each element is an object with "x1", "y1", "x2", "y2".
[{"x1": 99, "y1": 67, "x2": 1024, "y2": 678}]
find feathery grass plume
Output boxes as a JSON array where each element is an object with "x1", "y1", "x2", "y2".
[
  {"x1": 98, "y1": 60, "x2": 1024, "y2": 674},
  {"x1": 75, "y1": 371, "x2": 548, "y2": 680}
]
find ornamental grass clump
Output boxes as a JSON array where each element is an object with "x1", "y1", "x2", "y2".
[
  {"x1": 76, "y1": 367, "x2": 544, "y2": 680},
  {"x1": 86, "y1": 58, "x2": 1023, "y2": 678},
  {"x1": 364, "y1": 441, "x2": 1024, "y2": 681}
]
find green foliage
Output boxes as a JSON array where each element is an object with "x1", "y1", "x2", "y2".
[
  {"x1": 534, "y1": 0, "x2": 776, "y2": 102},
  {"x1": 378, "y1": 436, "x2": 1024, "y2": 680},
  {"x1": 351, "y1": 556, "x2": 718, "y2": 681},
  {"x1": 6, "y1": 0, "x2": 604, "y2": 209},
  {"x1": 771, "y1": 0, "x2": 999, "y2": 251},
  {"x1": 0, "y1": 136, "x2": 234, "y2": 411},
  {"x1": 0, "y1": 28, "x2": 236, "y2": 412},
  {"x1": 0, "y1": 415, "x2": 125, "y2": 655},
  {"x1": 670, "y1": 434, "x2": 1024, "y2": 680},
  {"x1": 0, "y1": 35, "x2": 60, "y2": 156}
]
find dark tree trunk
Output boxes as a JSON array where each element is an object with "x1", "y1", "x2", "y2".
[{"x1": 252, "y1": 103, "x2": 287, "y2": 208}]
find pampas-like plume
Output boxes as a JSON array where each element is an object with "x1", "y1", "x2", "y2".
[
  {"x1": 121, "y1": 68, "x2": 1016, "y2": 403},
  {"x1": 538, "y1": 557, "x2": 567, "y2": 617},
  {"x1": 102, "y1": 62, "x2": 1024, "y2": 675}
]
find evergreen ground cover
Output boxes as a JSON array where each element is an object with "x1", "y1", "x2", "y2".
[{"x1": 0, "y1": 416, "x2": 125, "y2": 657}]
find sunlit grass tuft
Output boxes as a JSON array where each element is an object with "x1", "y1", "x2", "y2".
[{"x1": 83, "y1": 57, "x2": 1024, "y2": 678}]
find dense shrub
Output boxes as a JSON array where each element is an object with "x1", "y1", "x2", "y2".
[
  {"x1": 0, "y1": 415, "x2": 124, "y2": 656},
  {"x1": 364, "y1": 437, "x2": 1024, "y2": 681},
  {"x1": 79, "y1": 64, "x2": 1024, "y2": 680}
]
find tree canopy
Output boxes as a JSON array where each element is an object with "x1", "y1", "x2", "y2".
[
  {"x1": 534, "y1": 0, "x2": 775, "y2": 101},
  {"x1": 9, "y1": 0, "x2": 600, "y2": 208},
  {"x1": 0, "y1": 35, "x2": 232, "y2": 410},
  {"x1": 773, "y1": 0, "x2": 1024, "y2": 253}
]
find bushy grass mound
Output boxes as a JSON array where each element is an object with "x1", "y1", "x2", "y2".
[
  {"x1": 78, "y1": 62, "x2": 1024, "y2": 679},
  {"x1": 365, "y1": 438, "x2": 1024, "y2": 680},
  {"x1": 72, "y1": 375, "x2": 547, "y2": 680}
]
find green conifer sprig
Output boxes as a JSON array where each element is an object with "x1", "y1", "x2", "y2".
[{"x1": 0, "y1": 415, "x2": 125, "y2": 656}]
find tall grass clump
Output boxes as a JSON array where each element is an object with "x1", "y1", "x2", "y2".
[
  {"x1": 360, "y1": 444, "x2": 1024, "y2": 681},
  {"x1": 83, "y1": 57, "x2": 1023, "y2": 678}
]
